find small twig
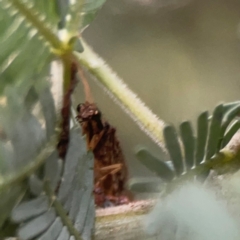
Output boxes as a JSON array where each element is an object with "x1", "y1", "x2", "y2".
[{"x1": 77, "y1": 64, "x2": 94, "y2": 103}]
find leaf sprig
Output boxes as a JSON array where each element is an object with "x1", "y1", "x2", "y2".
[
  {"x1": 0, "y1": 0, "x2": 106, "y2": 238},
  {"x1": 131, "y1": 102, "x2": 240, "y2": 193},
  {"x1": 10, "y1": 128, "x2": 94, "y2": 240}
]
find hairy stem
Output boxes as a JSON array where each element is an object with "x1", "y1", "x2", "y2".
[{"x1": 75, "y1": 39, "x2": 166, "y2": 149}]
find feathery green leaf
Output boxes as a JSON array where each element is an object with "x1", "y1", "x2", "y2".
[
  {"x1": 11, "y1": 127, "x2": 94, "y2": 240},
  {"x1": 205, "y1": 104, "x2": 224, "y2": 159},
  {"x1": 222, "y1": 120, "x2": 240, "y2": 148},
  {"x1": 135, "y1": 102, "x2": 240, "y2": 194},
  {"x1": 220, "y1": 104, "x2": 240, "y2": 147},
  {"x1": 164, "y1": 125, "x2": 184, "y2": 176},
  {"x1": 66, "y1": 0, "x2": 106, "y2": 33},
  {"x1": 195, "y1": 111, "x2": 208, "y2": 165},
  {"x1": 179, "y1": 121, "x2": 195, "y2": 170},
  {"x1": 129, "y1": 177, "x2": 163, "y2": 193},
  {"x1": 136, "y1": 148, "x2": 175, "y2": 182}
]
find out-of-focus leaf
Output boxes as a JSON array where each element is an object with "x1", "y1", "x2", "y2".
[
  {"x1": 11, "y1": 127, "x2": 94, "y2": 240},
  {"x1": 30, "y1": 0, "x2": 59, "y2": 26},
  {"x1": 0, "y1": 218, "x2": 18, "y2": 238},
  {"x1": 179, "y1": 121, "x2": 195, "y2": 170},
  {"x1": 0, "y1": 25, "x2": 51, "y2": 97},
  {"x1": 195, "y1": 111, "x2": 208, "y2": 165},
  {"x1": 219, "y1": 104, "x2": 240, "y2": 147},
  {"x1": 28, "y1": 175, "x2": 43, "y2": 196},
  {"x1": 38, "y1": 217, "x2": 63, "y2": 240},
  {"x1": 136, "y1": 148, "x2": 175, "y2": 182},
  {"x1": 11, "y1": 196, "x2": 49, "y2": 223},
  {"x1": 81, "y1": 198, "x2": 94, "y2": 240},
  {"x1": 44, "y1": 151, "x2": 62, "y2": 192},
  {"x1": 18, "y1": 209, "x2": 56, "y2": 240},
  {"x1": 135, "y1": 102, "x2": 240, "y2": 192},
  {"x1": 0, "y1": 141, "x2": 14, "y2": 175},
  {"x1": 0, "y1": 81, "x2": 57, "y2": 232},
  {"x1": 222, "y1": 120, "x2": 240, "y2": 148},
  {"x1": 66, "y1": 0, "x2": 106, "y2": 33},
  {"x1": 128, "y1": 177, "x2": 163, "y2": 193},
  {"x1": 0, "y1": 0, "x2": 57, "y2": 98},
  {"x1": 24, "y1": 87, "x2": 39, "y2": 110},
  {"x1": 57, "y1": 226, "x2": 70, "y2": 240},
  {"x1": 164, "y1": 125, "x2": 184, "y2": 176},
  {"x1": 73, "y1": 153, "x2": 94, "y2": 233},
  {"x1": 81, "y1": 0, "x2": 106, "y2": 30},
  {"x1": 38, "y1": 85, "x2": 57, "y2": 140},
  {"x1": 58, "y1": 127, "x2": 87, "y2": 203},
  {"x1": 0, "y1": 0, "x2": 72, "y2": 235},
  {"x1": 223, "y1": 101, "x2": 240, "y2": 113},
  {"x1": 10, "y1": 112, "x2": 45, "y2": 167},
  {"x1": 56, "y1": 0, "x2": 69, "y2": 29},
  {"x1": 0, "y1": 184, "x2": 25, "y2": 228},
  {"x1": 205, "y1": 104, "x2": 224, "y2": 159},
  {"x1": 69, "y1": 36, "x2": 84, "y2": 53}
]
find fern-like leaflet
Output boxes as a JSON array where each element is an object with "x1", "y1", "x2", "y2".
[{"x1": 130, "y1": 102, "x2": 240, "y2": 193}]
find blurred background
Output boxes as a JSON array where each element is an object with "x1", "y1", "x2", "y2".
[{"x1": 76, "y1": 0, "x2": 240, "y2": 180}]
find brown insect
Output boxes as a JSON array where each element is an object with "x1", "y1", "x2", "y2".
[{"x1": 76, "y1": 101, "x2": 130, "y2": 208}]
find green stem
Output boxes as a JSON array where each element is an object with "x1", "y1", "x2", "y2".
[
  {"x1": 0, "y1": 135, "x2": 57, "y2": 192},
  {"x1": 75, "y1": 39, "x2": 166, "y2": 149},
  {"x1": 44, "y1": 181, "x2": 83, "y2": 240},
  {"x1": 9, "y1": 0, "x2": 62, "y2": 50}
]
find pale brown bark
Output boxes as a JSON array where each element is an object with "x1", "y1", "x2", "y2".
[{"x1": 95, "y1": 200, "x2": 158, "y2": 240}]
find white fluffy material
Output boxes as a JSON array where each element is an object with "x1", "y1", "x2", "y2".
[{"x1": 144, "y1": 183, "x2": 240, "y2": 240}]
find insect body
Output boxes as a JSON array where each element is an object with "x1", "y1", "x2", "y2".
[{"x1": 76, "y1": 101, "x2": 129, "y2": 207}]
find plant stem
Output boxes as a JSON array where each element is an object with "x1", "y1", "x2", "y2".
[{"x1": 75, "y1": 39, "x2": 166, "y2": 149}]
